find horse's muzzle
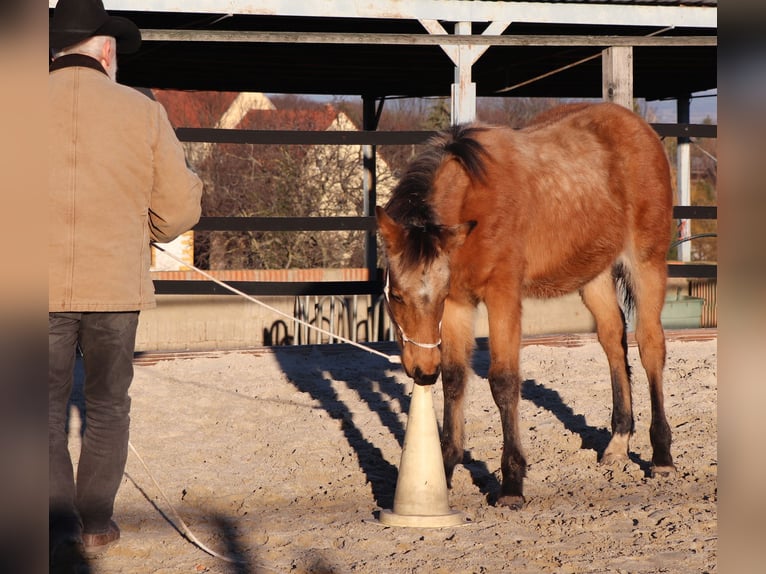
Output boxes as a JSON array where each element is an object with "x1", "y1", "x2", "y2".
[
  {"x1": 401, "y1": 343, "x2": 441, "y2": 384},
  {"x1": 412, "y1": 365, "x2": 440, "y2": 386}
]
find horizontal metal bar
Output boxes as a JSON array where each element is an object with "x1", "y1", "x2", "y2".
[
  {"x1": 153, "y1": 279, "x2": 383, "y2": 297},
  {"x1": 194, "y1": 216, "x2": 377, "y2": 232},
  {"x1": 176, "y1": 128, "x2": 434, "y2": 145},
  {"x1": 141, "y1": 29, "x2": 717, "y2": 47},
  {"x1": 177, "y1": 124, "x2": 716, "y2": 146},
  {"x1": 667, "y1": 264, "x2": 717, "y2": 279},
  {"x1": 192, "y1": 209, "x2": 714, "y2": 234},
  {"x1": 652, "y1": 123, "x2": 717, "y2": 138},
  {"x1": 154, "y1": 262, "x2": 716, "y2": 295},
  {"x1": 673, "y1": 206, "x2": 717, "y2": 220}
]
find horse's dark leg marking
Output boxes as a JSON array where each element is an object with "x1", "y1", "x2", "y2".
[
  {"x1": 485, "y1": 285, "x2": 526, "y2": 509},
  {"x1": 580, "y1": 270, "x2": 634, "y2": 465},
  {"x1": 633, "y1": 260, "x2": 675, "y2": 476},
  {"x1": 647, "y1": 366, "x2": 674, "y2": 475},
  {"x1": 489, "y1": 370, "x2": 526, "y2": 509},
  {"x1": 441, "y1": 362, "x2": 467, "y2": 487},
  {"x1": 439, "y1": 298, "x2": 476, "y2": 487}
]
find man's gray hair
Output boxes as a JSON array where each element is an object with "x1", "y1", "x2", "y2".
[{"x1": 53, "y1": 35, "x2": 115, "y2": 61}]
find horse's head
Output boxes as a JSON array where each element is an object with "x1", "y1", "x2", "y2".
[{"x1": 376, "y1": 205, "x2": 475, "y2": 385}]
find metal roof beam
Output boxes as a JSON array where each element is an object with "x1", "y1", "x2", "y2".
[
  {"x1": 56, "y1": 1, "x2": 716, "y2": 29},
  {"x1": 139, "y1": 30, "x2": 717, "y2": 47}
]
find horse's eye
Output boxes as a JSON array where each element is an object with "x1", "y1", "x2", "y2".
[{"x1": 389, "y1": 291, "x2": 404, "y2": 304}]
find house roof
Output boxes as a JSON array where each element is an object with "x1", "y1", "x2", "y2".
[
  {"x1": 237, "y1": 107, "x2": 348, "y2": 132},
  {"x1": 51, "y1": 1, "x2": 716, "y2": 101},
  {"x1": 150, "y1": 90, "x2": 349, "y2": 132},
  {"x1": 152, "y1": 91, "x2": 239, "y2": 129}
]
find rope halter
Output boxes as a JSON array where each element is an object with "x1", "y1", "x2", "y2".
[{"x1": 383, "y1": 270, "x2": 442, "y2": 349}]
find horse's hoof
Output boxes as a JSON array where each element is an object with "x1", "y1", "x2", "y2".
[
  {"x1": 599, "y1": 452, "x2": 628, "y2": 466},
  {"x1": 496, "y1": 495, "x2": 525, "y2": 510},
  {"x1": 650, "y1": 464, "x2": 676, "y2": 478},
  {"x1": 600, "y1": 433, "x2": 630, "y2": 466}
]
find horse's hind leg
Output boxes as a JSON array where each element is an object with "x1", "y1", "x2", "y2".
[
  {"x1": 632, "y1": 259, "x2": 675, "y2": 476},
  {"x1": 439, "y1": 298, "x2": 476, "y2": 488},
  {"x1": 580, "y1": 269, "x2": 634, "y2": 465}
]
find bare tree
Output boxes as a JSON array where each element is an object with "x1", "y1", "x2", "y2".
[
  {"x1": 192, "y1": 98, "x2": 396, "y2": 270},
  {"x1": 192, "y1": 94, "x2": 688, "y2": 271},
  {"x1": 477, "y1": 96, "x2": 561, "y2": 127}
]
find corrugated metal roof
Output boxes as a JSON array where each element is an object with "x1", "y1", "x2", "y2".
[{"x1": 56, "y1": 1, "x2": 717, "y2": 28}]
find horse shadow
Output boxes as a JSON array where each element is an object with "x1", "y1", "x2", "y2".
[
  {"x1": 269, "y1": 338, "x2": 652, "y2": 512},
  {"x1": 271, "y1": 343, "x2": 407, "y2": 510},
  {"x1": 520, "y1": 378, "x2": 614, "y2": 456},
  {"x1": 463, "y1": 345, "x2": 650, "y2": 503}
]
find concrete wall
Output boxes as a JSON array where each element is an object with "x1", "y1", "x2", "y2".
[
  {"x1": 135, "y1": 291, "x2": 597, "y2": 352},
  {"x1": 136, "y1": 295, "x2": 294, "y2": 352},
  {"x1": 135, "y1": 279, "x2": 694, "y2": 352}
]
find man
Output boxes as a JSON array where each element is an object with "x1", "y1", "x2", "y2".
[{"x1": 48, "y1": 0, "x2": 203, "y2": 564}]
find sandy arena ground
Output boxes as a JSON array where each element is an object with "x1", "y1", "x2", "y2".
[{"x1": 67, "y1": 331, "x2": 717, "y2": 573}]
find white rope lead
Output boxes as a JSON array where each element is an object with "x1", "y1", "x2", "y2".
[
  {"x1": 128, "y1": 245, "x2": 401, "y2": 563},
  {"x1": 127, "y1": 441, "x2": 242, "y2": 564},
  {"x1": 150, "y1": 242, "x2": 400, "y2": 364}
]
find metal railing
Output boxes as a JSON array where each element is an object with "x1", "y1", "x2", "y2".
[
  {"x1": 154, "y1": 122, "x2": 717, "y2": 298},
  {"x1": 151, "y1": 123, "x2": 716, "y2": 342}
]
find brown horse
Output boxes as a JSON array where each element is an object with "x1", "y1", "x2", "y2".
[{"x1": 376, "y1": 102, "x2": 675, "y2": 509}]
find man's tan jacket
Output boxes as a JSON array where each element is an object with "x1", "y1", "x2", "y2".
[{"x1": 49, "y1": 55, "x2": 202, "y2": 311}]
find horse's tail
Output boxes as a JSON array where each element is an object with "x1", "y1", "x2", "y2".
[
  {"x1": 612, "y1": 260, "x2": 636, "y2": 322},
  {"x1": 436, "y1": 124, "x2": 491, "y2": 185},
  {"x1": 612, "y1": 260, "x2": 634, "y2": 387}
]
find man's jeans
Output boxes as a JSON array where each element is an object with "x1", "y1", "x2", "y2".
[{"x1": 49, "y1": 311, "x2": 139, "y2": 536}]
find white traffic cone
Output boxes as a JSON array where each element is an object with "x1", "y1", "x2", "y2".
[{"x1": 379, "y1": 383, "x2": 464, "y2": 527}]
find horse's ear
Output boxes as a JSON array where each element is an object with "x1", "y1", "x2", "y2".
[
  {"x1": 376, "y1": 206, "x2": 405, "y2": 255},
  {"x1": 442, "y1": 220, "x2": 477, "y2": 253}
]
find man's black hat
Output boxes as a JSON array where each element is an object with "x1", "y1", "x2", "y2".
[{"x1": 50, "y1": 0, "x2": 141, "y2": 54}]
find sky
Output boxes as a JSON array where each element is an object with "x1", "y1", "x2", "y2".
[
  {"x1": 302, "y1": 90, "x2": 718, "y2": 125},
  {"x1": 647, "y1": 89, "x2": 718, "y2": 123}
]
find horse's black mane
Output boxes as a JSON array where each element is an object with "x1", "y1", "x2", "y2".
[{"x1": 383, "y1": 124, "x2": 489, "y2": 269}]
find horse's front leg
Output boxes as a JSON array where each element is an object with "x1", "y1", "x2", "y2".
[
  {"x1": 439, "y1": 298, "x2": 476, "y2": 487},
  {"x1": 485, "y1": 286, "x2": 526, "y2": 509}
]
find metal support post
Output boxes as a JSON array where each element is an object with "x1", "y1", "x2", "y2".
[{"x1": 676, "y1": 95, "x2": 692, "y2": 262}]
